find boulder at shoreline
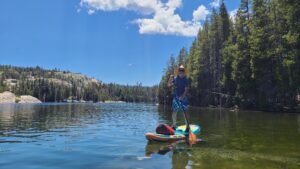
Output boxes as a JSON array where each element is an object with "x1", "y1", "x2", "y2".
[
  {"x1": 0, "y1": 91, "x2": 16, "y2": 103},
  {"x1": 0, "y1": 91, "x2": 41, "y2": 103},
  {"x1": 18, "y1": 95, "x2": 42, "y2": 103}
]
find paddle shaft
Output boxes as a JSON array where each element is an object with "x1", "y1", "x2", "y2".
[{"x1": 175, "y1": 97, "x2": 190, "y2": 131}]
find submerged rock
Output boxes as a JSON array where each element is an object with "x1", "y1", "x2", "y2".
[
  {"x1": 18, "y1": 95, "x2": 42, "y2": 103},
  {"x1": 0, "y1": 91, "x2": 16, "y2": 103}
]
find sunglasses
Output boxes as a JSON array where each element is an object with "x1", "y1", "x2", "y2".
[{"x1": 178, "y1": 69, "x2": 185, "y2": 72}]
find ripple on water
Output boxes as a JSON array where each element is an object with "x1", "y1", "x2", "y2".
[
  {"x1": 188, "y1": 147, "x2": 300, "y2": 169},
  {"x1": 0, "y1": 103, "x2": 299, "y2": 169}
]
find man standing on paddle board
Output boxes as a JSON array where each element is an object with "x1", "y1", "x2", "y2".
[{"x1": 168, "y1": 65, "x2": 189, "y2": 129}]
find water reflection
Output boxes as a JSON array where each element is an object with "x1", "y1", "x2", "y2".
[
  {"x1": 145, "y1": 140, "x2": 205, "y2": 169},
  {"x1": 0, "y1": 103, "x2": 299, "y2": 169},
  {"x1": 0, "y1": 104, "x2": 103, "y2": 145},
  {"x1": 0, "y1": 103, "x2": 100, "y2": 131}
]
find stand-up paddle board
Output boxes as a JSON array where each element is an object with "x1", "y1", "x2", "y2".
[{"x1": 145, "y1": 124, "x2": 200, "y2": 142}]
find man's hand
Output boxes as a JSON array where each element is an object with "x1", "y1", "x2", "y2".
[{"x1": 179, "y1": 95, "x2": 184, "y2": 101}]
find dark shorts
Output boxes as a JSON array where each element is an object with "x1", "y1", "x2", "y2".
[{"x1": 172, "y1": 97, "x2": 188, "y2": 113}]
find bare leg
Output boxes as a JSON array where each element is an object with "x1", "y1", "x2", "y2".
[
  {"x1": 185, "y1": 112, "x2": 190, "y2": 124},
  {"x1": 172, "y1": 111, "x2": 177, "y2": 127}
]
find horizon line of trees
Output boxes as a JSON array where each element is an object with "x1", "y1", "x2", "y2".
[
  {"x1": 158, "y1": 0, "x2": 300, "y2": 112},
  {"x1": 0, "y1": 65, "x2": 158, "y2": 103}
]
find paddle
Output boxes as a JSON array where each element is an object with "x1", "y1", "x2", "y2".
[{"x1": 175, "y1": 97, "x2": 197, "y2": 145}]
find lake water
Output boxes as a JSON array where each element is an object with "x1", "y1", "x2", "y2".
[{"x1": 0, "y1": 103, "x2": 299, "y2": 169}]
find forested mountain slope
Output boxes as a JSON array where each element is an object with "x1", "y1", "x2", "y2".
[{"x1": 0, "y1": 65, "x2": 157, "y2": 103}]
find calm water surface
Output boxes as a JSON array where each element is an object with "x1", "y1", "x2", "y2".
[{"x1": 0, "y1": 103, "x2": 299, "y2": 169}]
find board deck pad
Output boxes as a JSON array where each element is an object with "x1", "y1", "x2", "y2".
[{"x1": 145, "y1": 124, "x2": 200, "y2": 142}]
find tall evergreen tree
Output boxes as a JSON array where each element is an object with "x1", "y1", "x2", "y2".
[
  {"x1": 231, "y1": 0, "x2": 255, "y2": 108},
  {"x1": 249, "y1": 0, "x2": 274, "y2": 109},
  {"x1": 219, "y1": 0, "x2": 234, "y2": 106},
  {"x1": 219, "y1": 0, "x2": 230, "y2": 45},
  {"x1": 158, "y1": 56, "x2": 176, "y2": 105},
  {"x1": 282, "y1": 0, "x2": 300, "y2": 106},
  {"x1": 177, "y1": 47, "x2": 188, "y2": 66},
  {"x1": 209, "y1": 9, "x2": 222, "y2": 105}
]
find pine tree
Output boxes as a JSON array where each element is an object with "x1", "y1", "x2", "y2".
[
  {"x1": 177, "y1": 47, "x2": 188, "y2": 66},
  {"x1": 231, "y1": 0, "x2": 255, "y2": 108},
  {"x1": 187, "y1": 20, "x2": 212, "y2": 106},
  {"x1": 158, "y1": 56, "x2": 176, "y2": 105},
  {"x1": 219, "y1": 0, "x2": 234, "y2": 106},
  {"x1": 282, "y1": 0, "x2": 300, "y2": 107},
  {"x1": 219, "y1": 0, "x2": 230, "y2": 45},
  {"x1": 249, "y1": 0, "x2": 274, "y2": 109}
]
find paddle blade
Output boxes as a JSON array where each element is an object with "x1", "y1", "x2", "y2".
[{"x1": 189, "y1": 132, "x2": 197, "y2": 145}]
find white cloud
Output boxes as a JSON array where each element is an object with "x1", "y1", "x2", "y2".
[
  {"x1": 80, "y1": 0, "x2": 210, "y2": 37},
  {"x1": 134, "y1": 1, "x2": 206, "y2": 36},
  {"x1": 88, "y1": 9, "x2": 95, "y2": 15},
  {"x1": 80, "y1": 0, "x2": 160, "y2": 15},
  {"x1": 229, "y1": 9, "x2": 238, "y2": 21},
  {"x1": 210, "y1": 0, "x2": 220, "y2": 8},
  {"x1": 134, "y1": 15, "x2": 201, "y2": 37},
  {"x1": 166, "y1": 0, "x2": 182, "y2": 10},
  {"x1": 193, "y1": 5, "x2": 209, "y2": 22}
]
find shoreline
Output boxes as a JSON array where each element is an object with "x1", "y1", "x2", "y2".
[
  {"x1": 157, "y1": 103, "x2": 300, "y2": 113},
  {"x1": 1, "y1": 92, "x2": 298, "y2": 113}
]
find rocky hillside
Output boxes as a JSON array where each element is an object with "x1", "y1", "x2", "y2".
[{"x1": 0, "y1": 65, "x2": 157, "y2": 103}]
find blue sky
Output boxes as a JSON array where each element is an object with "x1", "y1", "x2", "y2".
[{"x1": 0, "y1": 0, "x2": 240, "y2": 86}]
